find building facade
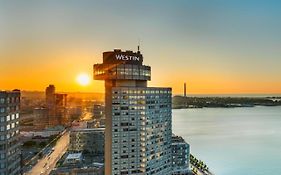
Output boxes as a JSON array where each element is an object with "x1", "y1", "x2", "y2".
[
  {"x1": 171, "y1": 135, "x2": 190, "y2": 175},
  {"x1": 33, "y1": 107, "x2": 49, "y2": 130},
  {"x1": 93, "y1": 104, "x2": 105, "y2": 119},
  {"x1": 94, "y1": 49, "x2": 172, "y2": 175},
  {"x1": 69, "y1": 128, "x2": 105, "y2": 156},
  {"x1": 45, "y1": 85, "x2": 68, "y2": 127},
  {"x1": 0, "y1": 90, "x2": 21, "y2": 175},
  {"x1": 53, "y1": 128, "x2": 105, "y2": 175}
]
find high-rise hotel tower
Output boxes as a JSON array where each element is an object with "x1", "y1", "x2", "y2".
[{"x1": 94, "y1": 49, "x2": 172, "y2": 175}]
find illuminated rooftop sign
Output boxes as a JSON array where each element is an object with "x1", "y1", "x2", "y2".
[
  {"x1": 115, "y1": 54, "x2": 140, "y2": 61},
  {"x1": 103, "y1": 50, "x2": 143, "y2": 65}
]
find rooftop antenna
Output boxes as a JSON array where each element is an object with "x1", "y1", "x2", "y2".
[{"x1": 137, "y1": 38, "x2": 140, "y2": 53}]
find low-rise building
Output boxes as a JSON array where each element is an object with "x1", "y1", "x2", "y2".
[
  {"x1": 50, "y1": 152, "x2": 104, "y2": 175},
  {"x1": 51, "y1": 128, "x2": 106, "y2": 175},
  {"x1": 68, "y1": 128, "x2": 104, "y2": 156},
  {"x1": 63, "y1": 153, "x2": 82, "y2": 165},
  {"x1": 172, "y1": 135, "x2": 190, "y2": 175}
]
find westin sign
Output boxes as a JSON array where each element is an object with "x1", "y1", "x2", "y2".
[
  {"x1": 115, "y1": 54, "x2": 140, "y2": 61},
  {"x1": 103, "y1": 50, "x2": 143, "y2": 65}
]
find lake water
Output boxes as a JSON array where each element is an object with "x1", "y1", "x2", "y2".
[{"x1": 172, "y1": 106, "x2": 281, "y2": 175}]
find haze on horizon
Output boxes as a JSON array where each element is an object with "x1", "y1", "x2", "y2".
[{"x1": 1, "y1": 0, "x2": 281, "y2": 94}]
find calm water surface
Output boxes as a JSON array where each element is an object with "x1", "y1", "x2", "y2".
[{"x1": 172, "y1": 106, "x2": 281, "y2": 175}]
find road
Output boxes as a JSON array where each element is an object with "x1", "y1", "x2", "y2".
[{"x1": 25, "y1": 131, "x2": 69, "y2": 175}]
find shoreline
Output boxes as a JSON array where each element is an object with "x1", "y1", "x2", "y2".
[{"x1": 173, "y1": 104, "x2": 281, "y2": 109}]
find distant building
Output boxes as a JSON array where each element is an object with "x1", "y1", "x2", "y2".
[
  {"x1": 86, "y1": 119, "x2": 98, "y2": 128},
  {"x1": 93, "y1": 104, "x2": 104, "y2": 119},
  {"x1": 69, "y1": 128, "x2": 104, "y2": 156},
  {"x1": 71, "y1": 120, "x2": 87, "y2": 129},
  {"x1": 46, "y1": 84, "x2": 56, "y2": 105},
  {"x1": 0, "y1": 90, "x2": 21, "y2": 175},
  {"x1": 94, "y1": 49, "x2": 172, "y2": 175},
  {"x1": 67, "y1": 106, "x2": 82, "y2": 121},
  {"x1": 45, "y1": 85, "x2": 68, "y2": 127},
  {"x1": 86, "y1": 104, "x2": 105, "y2": 128},
  {"x1": 33, "y1": 107, "x2": 49, "y2": 130},
  {"x1": 172, "y1": 135, "x2": 190, "y2": 175},
  {"x1": 54, "y1": 93, "x2": 68, "y2": 125}
]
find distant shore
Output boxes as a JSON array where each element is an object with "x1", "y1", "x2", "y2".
[{"x1": 172, "y1": 96, "x2": 281, "y2": 109}]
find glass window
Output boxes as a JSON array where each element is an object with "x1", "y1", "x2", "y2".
[
  {"x1": 0, "y1": 153, "x2": 5, "y2": 159},
  {"x1": 0, "y1": 136, "x2": 4, "y2": 141},
  {"x1": 11, "y1": 114, "x2": 15, "y2": 120}
]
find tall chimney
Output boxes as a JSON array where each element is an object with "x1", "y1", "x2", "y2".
[{"x1": 184, "y1": 82, "x2": 187, "y2": 97}]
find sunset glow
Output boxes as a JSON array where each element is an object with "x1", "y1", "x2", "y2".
[
  {"x1": 76, "y1": 73, "x2": 90, "y2": 86},
  {"x1": 1, "y1": 1, "x2": 281, "y2": 94}
]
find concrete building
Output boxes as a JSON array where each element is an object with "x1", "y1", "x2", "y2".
[
  {"x1": 172, "y1": 135, "x2": 190, "y2": 175},
  {"x1": 0, "y1": 90, "x2": 21, "y2": 175},
  {"x1": 45, "y1": 85, "x2": 68, "y2": 127},
  {"x1": 54, "y1": 93, "x2": 68, "y2": 125},
  {"x1": 52, "y1": 128, "x2": 104, "y2": 175},
  {"x1": 93, "y1": 104, "x2": 105, "y2": 119},
  {"x1": 69, "y1": 128, "x2": 104, "y2": 156},
  {"x1": 51, "y1": 152, "x2": 104, "y2": 175},
  {"x1": 46, "y1": 85, "x2": 56, "y2": 106},
  {"x1": 33, "y1": 107, "x2": 49, "y2": 130},
  {"x1": 94, "y1": 49, "x2": 172, "y2": 175},
  {"x1": 51, "y1": 166, "x2": 104, "y2": 175},
  {"x1": 63, "y1": 153, "x2": 83, "y2": 165},
  {"x1": 87, "y1": 104, "x2": 105, "y2": 128}
]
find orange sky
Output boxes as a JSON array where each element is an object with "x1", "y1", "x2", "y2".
[
  {"x1": 1, "y1": 1, "x2": 281, "y2": 95},
  {"x1": 1, "y1": 47, "x2": 281, "y2": 95},
  {"x1": 1, "y1": 44, "x2": 281, "y2": 94}
]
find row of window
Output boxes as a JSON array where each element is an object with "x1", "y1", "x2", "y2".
[
  {"x1": 1, "y1": 121, "x2": 18, "y2": 131},
  {"x1": 0, "y1": 106, "x2": 19, "y2": 114},
  {"x1": 0, "y1": 97, "x2": 19, "y2": 104},
  {"x1": 0, "y1": 130, "x2": 19, "y2": 141},
  {"x1": 113, "y1": 89, "x2": 171, "y2": 94},
  {"x1": 1, "y1": 114, "x2": 19, "y2": 122}
]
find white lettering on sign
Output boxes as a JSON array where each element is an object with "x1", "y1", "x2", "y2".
[{"x1": 116, "y1": 54, "x2": 140, "y2": 61}]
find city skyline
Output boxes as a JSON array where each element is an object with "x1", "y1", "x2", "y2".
[{"x1": 1, "y1": 0, "x2": 281, "y2": 94}]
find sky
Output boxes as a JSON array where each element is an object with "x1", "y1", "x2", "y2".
[{"x1": 1, "y1": 0, "x2": 281, "y2": 94}]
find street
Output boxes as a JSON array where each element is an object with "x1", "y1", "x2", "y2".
[{"x1": 25, "y1": 131, "x2": 69, "y2": 175}]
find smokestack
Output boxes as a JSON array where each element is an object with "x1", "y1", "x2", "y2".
[{"x1": 184, "y1": 82, "x2": 187, "y2": 97}]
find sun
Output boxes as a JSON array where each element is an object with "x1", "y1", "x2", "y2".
[{"x1": 76, "y1": 73, "x2": 90, "y2": 86}]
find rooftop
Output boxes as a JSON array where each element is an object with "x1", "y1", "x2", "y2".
[{"x1": 66, "y1": 153, "x2": 82, "y2": 160}]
